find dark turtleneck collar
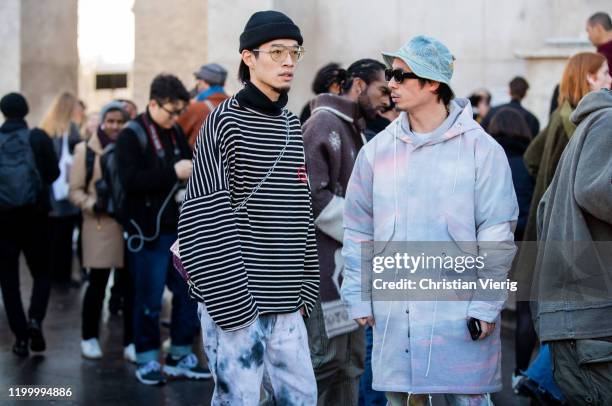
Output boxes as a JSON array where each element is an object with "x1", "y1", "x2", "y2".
[
  {"x1": 0, "y1": 118, "x2": 28, "y2": 133},
  {"x1": 96, "y1": 125, "x2": 114, "y2": 148},
  {"x1": 235, "y1": 81, "x2": 288, "y2": 115}
]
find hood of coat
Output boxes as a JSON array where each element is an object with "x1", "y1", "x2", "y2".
[
  {"x1": 492, "y1": 133, "x2": 531, "y2": 156},
  {"x1": 383, "y1": 98, "x2": 481, "y2": 148},
  {"x1": 309, "y1": 93, "x2": 366, "y2": 132},
  {"x1": 570, "y1": 88, "x2": 612, "y2": 125}
]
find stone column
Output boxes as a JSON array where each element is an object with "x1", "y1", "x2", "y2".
[
  {"x1": 0, "y1": 0, "x2": 21, "y2": 97},
  {"x1": 20, "y1": 0, "x2": 79, "y2": 125}
]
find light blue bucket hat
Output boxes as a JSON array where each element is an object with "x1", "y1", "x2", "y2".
[{"x1": 382, "y1": 35, "x2": 455, "y2": 85}]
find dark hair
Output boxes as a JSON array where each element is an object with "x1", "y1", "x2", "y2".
[
  {"x1": 340, "y1": 58, "x2": 386, "y2": 93},
  {"x1": 238, "y1": 50, "x2": 260, "y2": 83},
  {"x1": 419, "y1": 79, "x2": 455, "y2": 106},
  {"x1": 509, "y1": 76, "x2": 529, "y2": 100},
  {"x1": 488, "y1": 107, "x2": 532, "y2": 140},
  {"x1": 311, "y1": 63, "x2": 343, "y2": 94},
  {"x1": 588, "y1": 12, "x2": 612, "y2": 30},
  {"x1": 479, "y1": 89, "x2": 492, "y2": 105},
  {"x1": 149, "y1": 74, "x2": 190, "y2": 103}
]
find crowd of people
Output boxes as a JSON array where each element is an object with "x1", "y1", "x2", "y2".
[{"x1": 1, "y1": 8, "x2": 611, "y2": 406}]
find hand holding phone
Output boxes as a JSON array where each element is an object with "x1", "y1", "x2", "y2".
[
  {"x1": 467, "y1": 317, "x2": 481, "y2": 341},
  {"x1": 467, "y1": 317, "x2": 496, "y2": 340}
]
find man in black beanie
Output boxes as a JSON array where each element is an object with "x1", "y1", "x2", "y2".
[
  {"x1": 178, "y1": 10, "x2": 319, "y2": 404},
  {"x1": 0, "y1": 92, "x2": 59, "y2": 357}
]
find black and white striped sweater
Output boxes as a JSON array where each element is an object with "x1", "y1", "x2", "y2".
[{"x1": 178, "y1": 93, "x2": 320, "y2": 331}]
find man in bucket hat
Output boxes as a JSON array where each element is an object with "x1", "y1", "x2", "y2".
[
  {"x1": 178, "y1": 10, "x2": 319, "y2": 405},
  {"x1": 341, "y1": 36, "x2": 519, "y2": 405}
]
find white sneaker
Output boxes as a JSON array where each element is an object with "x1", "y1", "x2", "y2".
[
  {"x1": 162, "y1": 338, "x2": 170, "y2": 352},
  {"x1": 81, "y1": 338, "x2": 103, "y2": 359},
  {"x1": 123, "y1": 344, "x2": 136, "y2": 363}
]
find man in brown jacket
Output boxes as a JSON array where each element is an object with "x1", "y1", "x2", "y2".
[
  {"x1": 177, "y1": 63, "x2": 229, "y2": 148},
  {"x1": 302, "y1": 58, "x2": 389, "y2": 405}
]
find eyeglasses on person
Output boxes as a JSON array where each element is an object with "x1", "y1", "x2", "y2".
[{"x1": 253, "y1": 45, "x2": 305, "y2": 63}]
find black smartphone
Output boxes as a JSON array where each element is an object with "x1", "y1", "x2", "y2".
[{"x1": 467, "y1": 317, "x2": 482, "y2": 341}]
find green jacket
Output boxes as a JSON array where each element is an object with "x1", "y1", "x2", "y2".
[{"x1": 514, "y1": 101, "x2": 575, "y2": 286}]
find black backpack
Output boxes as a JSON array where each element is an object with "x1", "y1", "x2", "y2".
[
  {"x1": 0, "y1": 129, "x2": 41, "y2": 209},
  {"x1": 93, "y1": 121, "x2": 151, "y2": 222},
  {"x1": 94, "y1": 120, "x2": 183, "y2": 223}
]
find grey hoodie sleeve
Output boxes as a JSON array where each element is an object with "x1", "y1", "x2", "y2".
[
  {"x1": 341, "y1": 149, "x2": 374, "y2": 320},
  {"x1": 574, "y1": 114, "x2": 612, "y2": 224}
]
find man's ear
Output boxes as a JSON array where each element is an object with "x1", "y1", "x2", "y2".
[
  {"x1": 242, "y1": 50, "x2": 255, "y2": 69},
  {"x1": 353, "y1": 77, "x2": 366, "y2": 94},
  {"x1": 428, "y1": 81, "x2": 441, "y2": 93},
  {"x1": 148, "y1": 99, "x2": 157, "y2": 110}
]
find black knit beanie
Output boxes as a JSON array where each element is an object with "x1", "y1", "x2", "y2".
[
  {"x1": 0, "y1": 92, "x2": 29, "y2": 119},
  {"x1": 239, "y1": 10, "x2": 303, "y2": 52}
]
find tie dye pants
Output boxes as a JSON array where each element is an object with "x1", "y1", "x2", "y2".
[{"x1": 198, "y1": 303, "x2": 318, "y2": 405}]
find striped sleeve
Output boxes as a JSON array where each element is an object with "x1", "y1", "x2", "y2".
[
  {"x1": 300, "y1": 200, "x2": 320, "y2": 316},
  {"x1": 178, "y1": 111, "x2": 258, "y2": 331}
]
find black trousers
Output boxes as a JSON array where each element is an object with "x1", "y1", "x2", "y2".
[
  {"x1": 82, "y1": 267, "x2": 134, "y2": 346},
  {"x1": 0, "y1": 208, "x2": 51, "y2": 340},
  {"x1": 48, "y1": 215, "x2": 79, "y2": 283},
  {"x1": 515, "y1": 300, "x2": 537, "y2": 371}
]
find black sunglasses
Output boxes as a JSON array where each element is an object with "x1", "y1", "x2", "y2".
[{"x1": 385, "y1": 68, "x2": 421, "y2": 84}]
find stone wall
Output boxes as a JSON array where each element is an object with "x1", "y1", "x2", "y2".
[
  {"x1": 133, "y1": 0, "x2": 208, "y2": 111},
  {"x1": 132, "y1": 0, "x2": 612, "y2": 126},
  {"x1": 269, "y1": 0, "x2": 610, "y2": 124}
]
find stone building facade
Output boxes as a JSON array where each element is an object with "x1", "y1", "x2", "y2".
[
  {"x1": 1, "y1": 1, "x2": 611, "y2": 127},
  {"x1": 133, "y1": 0, "x2": 611, "y2": 126}
]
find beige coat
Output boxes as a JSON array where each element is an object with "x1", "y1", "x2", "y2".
[{"x1": 69, "y1": 133, "x2": 124, "y2": 269}]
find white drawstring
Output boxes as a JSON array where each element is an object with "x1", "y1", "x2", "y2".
[
  {"x1": 486, "y1": 393, "x2": 492, "y2": 406},
  {"x1": 377, "y1": 121, "x2": 401, "y2": 373},
  {"x1": 425, "y1": 265, "x2": 442, "y2": 377},
  {"x1": 428, "y1": 394, "x2": 433, "y2": 406},
  {"x1": 424, "y1": 296, "x2": 438, "y2": 377},
  {"x1": 451, "y1": 131, "x2": 462, "y2": 194}
]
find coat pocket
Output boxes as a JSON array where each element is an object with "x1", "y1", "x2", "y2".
[
  {"x1": 576, "y1": 338, "x2": 612, "y2": 365},
  {"x1": 445, "y1": 210, "x2": 478, "y2": 256},
  {"x1": 372, "y1": 216, "x2": 395, "y2": 257}
]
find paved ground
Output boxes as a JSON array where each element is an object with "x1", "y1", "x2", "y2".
[{"x1": 0, "y1": 260, "x2": 530, "y2": 405}]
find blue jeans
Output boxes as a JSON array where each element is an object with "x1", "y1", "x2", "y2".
[
  {"x1": 525, "y1": 343, "x2": 565, "y2": 401},
  {"x1": 129, "y1": 233, "x2": 199, "y2": 364},
  {"x1": 359, "y1": 326, "x2": 386, "y2": 406}
]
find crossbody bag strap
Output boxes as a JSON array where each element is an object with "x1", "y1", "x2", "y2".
[{"x1": 232, "y1": 110, "x2": 291, "y2": 213}]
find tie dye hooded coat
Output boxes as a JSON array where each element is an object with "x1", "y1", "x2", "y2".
[{"x1": 341, "y1": 98, "x2": 519, "y2": 394}]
